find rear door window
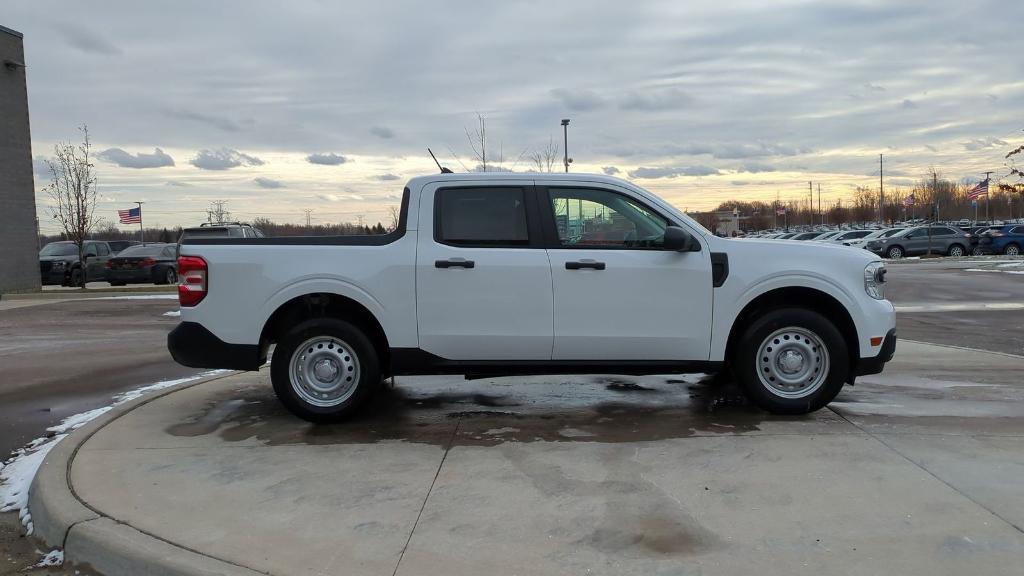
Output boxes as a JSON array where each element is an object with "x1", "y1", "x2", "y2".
[{"x1": 435, "y1": 187, "x2": 530, "y2": 247}]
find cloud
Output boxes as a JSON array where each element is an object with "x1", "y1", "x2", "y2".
[
  {"x1": 550, "y1": 88, "x2": 606, "y2": 111},
  {"x1": 166, "y1": 109, "x2": 252, "y2": 132},
  {"x1": 254, "y1": 177, "x2": 284, "y2": 189},
  {"x1": 863, "y1": 82, "x2": 886, "y2": 92},
  {"x1": 627, "y1": 166, "x2": 720, "y2": 179},
  {"x1": 602, "y1": 166, "x2": 620, "y2": 175},
  {"x1": 370, "y1": 126, "x2": 395, "y2": 139},
  {"x1": 738, "y1": 162, "x2": 776, "y2": 173},
  {"x1": 33, "y1": 156, "x2": 51, "y2": 179},
  {"x1": 901, "y1": 99, "x2": 918, "y2": 109},
  {"x1": 962, "y1": 137, "x2": 1008, "y2": 151},
  {"x1": 306, "y1": 152, "x2": 348, "y2": 165},
  {"x1": 189, "y1": 148, "x2": 264, "y2": 170},
  {"x1": 618, "y1": 88, "x2": 694, "y2": 111},
  {"x1": 316, "y1": 193, "x2": 364, "y2": 202},
  {"x1": 165, "y1": 180, "x2": 192, "y2": 187},
  {"x1": 58, "y1": 25, "x2": 121, "y2": 55},
  {"x1": 662, "y1": 142, "x2": 810, "y2": 159},
  {"x1": 375, "y1": 173, "x2": 401, "y2": 181},
  {"x1": 97, "y1": 147, "x2": 175, "y2": 169}
]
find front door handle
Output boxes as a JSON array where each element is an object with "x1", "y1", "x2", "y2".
[
  {"x1": 565, "y1": 260, "x2": 605, "y2": 270},
  {"x1": 435, "y1": 258, "x2": 475, "y2": 269}
]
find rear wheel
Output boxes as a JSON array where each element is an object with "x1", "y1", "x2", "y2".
[
  {"x1": 1005, "y1": 243, "x2": 1020, "y2": 256},
  {"x1": 886, "y1": 246, "x2": 903, "y2": 259},
  {"x1": 947, "y1": 244, "x2": 965, "y2": 257},
  {"x1": 270, "y1": 318, "x2": 380, "y2": 423},
  {"x1": 164, "y1": 268, "x2": 177, "y2": 285},
  {"x1": 733, "y1": 308, "x2": 849, "y2": 414}
]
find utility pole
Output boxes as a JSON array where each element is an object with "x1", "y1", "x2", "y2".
[
  {"x1": 208, "y1": 200, "x2": 230, "y2": 224},
  {"x1": 303, "y1": 209, "x2": 313, "y2": 227},
  {"x1": 808, "y1": 181, "x2": 813, "y2": 226},
  {"x1": 818, "y1": 183, "x2": 822, "y2": 225},
  {"x1": 983, "y1": 171, "x2": 993, "y2": 223},
  {"x1": 774, "y1": 190, "x2": 779, "y2": 229},
  {"x1": 932, "y1": 171, "x2": 938, "y2": 223},
  {"x1": 561, "y1": 119, "x2": 571, "y2": 173},
  {"x1": 879, "y1": 154, "x2": 884, "y2": 226},
  {"x1": 135, "y1": 201, "x2": 145, "y2": 245}
]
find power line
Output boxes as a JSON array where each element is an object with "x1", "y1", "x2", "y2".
[{"x1": 303, "y1": 208, "x2": 313, "y2": 227}]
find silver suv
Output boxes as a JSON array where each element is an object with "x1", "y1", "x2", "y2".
[{"x1": 865, "y1": 225, "x2": 969, "y2": 258}]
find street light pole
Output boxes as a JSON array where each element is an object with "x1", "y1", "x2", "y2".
[{"x1": 561, "y1": 119, "x2": 570, "y2": 173}]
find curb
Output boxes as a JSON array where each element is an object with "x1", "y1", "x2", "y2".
[{"x1": 28, "y1": 372, "x2": 266, "y2": 576}]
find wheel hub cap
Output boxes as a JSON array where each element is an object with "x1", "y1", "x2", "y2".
[
  {"x1": 756, "y1": 327, "x2": 830, "y2": 399},
  {"x1": 288, "y1": 336, "x2": 360, "y2": 407}
]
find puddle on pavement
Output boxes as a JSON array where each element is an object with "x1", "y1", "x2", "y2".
[{"x1": 165, "y1": 375, "x2": 804, "y2": 447}]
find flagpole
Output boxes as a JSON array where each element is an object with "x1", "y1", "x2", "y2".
[{"x1": 135, "y1": 202, "x2": 145, "y2": 245}]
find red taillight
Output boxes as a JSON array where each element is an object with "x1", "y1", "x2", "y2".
[
  {"x1": 104, "y1": 260, "x2": 114, "y2": 268},
  {"x1": 177, "y1": 256, "x2": 207, "y2": 307},
  {"x1": 139, "y1": 257, "x2": 157, "y2": 268}
]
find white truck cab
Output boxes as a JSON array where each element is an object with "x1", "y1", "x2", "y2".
[{"x1": 169, "y1": 173, "x2": 896, "y2": 422}]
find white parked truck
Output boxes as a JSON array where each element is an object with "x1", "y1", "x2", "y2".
[{"x1": 169, "y1": 173, "x2": 896, "y2": 422}]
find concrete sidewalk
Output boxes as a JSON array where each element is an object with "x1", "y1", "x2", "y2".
[{"x1": 34, "y1": 341, "x2": 1024, "y2": 575}]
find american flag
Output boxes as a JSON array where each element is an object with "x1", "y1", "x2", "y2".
[
  {"x1": 118, "y1": 207, "x2": 141, "y2": 224},
  {"x1": 902, "y1": 193, "x2": 915, "y2": 207},
  {"x1": 967, "y1": 181, "x2": 988, "y2": 200}
]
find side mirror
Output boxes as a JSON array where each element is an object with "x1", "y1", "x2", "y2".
[{"x1": 663, "y1": 226, "x2": 697, "y2": 252}]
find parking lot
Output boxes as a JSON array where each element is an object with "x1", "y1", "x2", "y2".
[{"x1": 2, "y1": 257, "x2": 1023, "y2": 575}]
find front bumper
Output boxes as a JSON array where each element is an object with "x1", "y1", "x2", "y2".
[
  {"x1": 168, "y1": 321, "x2": 263, "y2": 371},
  {"x1": 855, "y1": 328, "x2": 897, "y2": 376}
]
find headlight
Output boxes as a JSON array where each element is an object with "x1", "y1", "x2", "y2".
[
  {"x1": 52, "y1": 260, "x2": 67, "y2": 269},
  {"x1": 864, "y1": 262, "x2": 886, "y2": 300}
]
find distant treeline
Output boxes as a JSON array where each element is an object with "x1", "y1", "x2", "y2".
[
  {"x1": 38, "y1": 219, "x2": 390, "y2": 247},
  {"x1": 712, "y1": 175, "x2": 1024, "y2": 231}
]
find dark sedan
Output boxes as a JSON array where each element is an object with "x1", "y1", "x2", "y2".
[{"x1": 104, "y1": 243, "x2": 179, "y2": 286}]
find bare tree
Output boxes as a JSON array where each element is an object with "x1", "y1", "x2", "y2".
[
  {"x1": 527, "y1": 136, "x2": 561, "y2": 172},
  {"x1": 465, "y1": 113, "x2": 488, "y2": 171},
  {"x1": 387, "y1": 205, "x2": 401, "y2": 231},
  {"x1": 45, "y1": 125, "x2": 98, "y2": 288}
]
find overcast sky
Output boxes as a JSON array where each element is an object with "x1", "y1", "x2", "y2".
[{"x1": 7, "y1": 0, "x2": 1022, "y2": 233}]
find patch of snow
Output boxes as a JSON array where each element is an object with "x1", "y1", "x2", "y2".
[
  {"x1": 33, "y1": 549, "x2": 64, "y2": 568},
  {"x1": 483, "y1": 427, "x2": 520, "y2": 435},
  {"x1": 1006, "y1": 270, "x2": 1024, "y2": 275},
  {"x1": 997, "y1": 262, "x2": 1024, "y2": 268},
  {"x1": 965, "y1": 268, "x2": 1002, "y2": 273},
  {"x1": 558, "y1": 427, "x2": 594, "y2": 438},
  {"x1": 0, "y1": 370, "x2": 228, "y2": 535},
  {"x1": 163, "y1": 310, "x2": 181, "y2": 317}
]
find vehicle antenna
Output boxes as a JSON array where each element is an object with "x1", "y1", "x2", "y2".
[{"x1": 428, "y1": 148, "x2": 453, "y2": 173}]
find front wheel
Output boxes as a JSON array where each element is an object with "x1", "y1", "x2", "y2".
[
  {"x1": 886, "y1": 246, "x2": 903, "y2": 259},
  {"x1": 1005, "y1": 243, "x2": 1021, "y2": 256},
  {"x1": 947, "y1": 244, "x2": 965, "y2": 257},
  {"x1": 733, "y1": 308, "x2": 849, "y2": 414},
  {"x1": 270, "y1": 318, "x2": 380, "y2": 423}
]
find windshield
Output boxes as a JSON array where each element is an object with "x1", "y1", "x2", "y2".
[
  {"x1": 881, "y1": 228, "x2": 904, "y2": 238},
  {"x1": 40, "y1": 243, "x2": 78, "y2": 257}
]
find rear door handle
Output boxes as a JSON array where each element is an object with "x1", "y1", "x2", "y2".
[
  {"x1": 435, "y1": 258, "x2": 475, "y2": 269},
  {"x1": 565, "y1": 260, "x2": 605, "y2": 270}
]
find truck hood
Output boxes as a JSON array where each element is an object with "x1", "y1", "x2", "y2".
[{"x1": 717, "y1": 237, "x2": 879, "y2": 266}]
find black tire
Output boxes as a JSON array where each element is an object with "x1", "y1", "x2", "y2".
[
  {"x1": 972, "y1": 246, "x2": 984, "y2": 256},
  {"x1": 109, "y1": 281, "x2": 126, "y2": 287},
  {"x1": 947, "y1": 244, "x2": 965, "y2": 257},
  {"x1": 886, "y1": 245, "x2": 903, "y2": 259},
  {"x1": 733, "y1": 308, "x2": 849, "y2": 414},
  {"x1": 70, "y1": 268, "x2": 84, "y2": 287},
  {"x1": 270, "y1": 318, "x2": 380, "y2": 423},
  {"x1": 166, "y1": 268, "x2": 177, "y2": 284},
  {"x1": 1004, "y1": 243, "x2": 1020, "y2": 256}
]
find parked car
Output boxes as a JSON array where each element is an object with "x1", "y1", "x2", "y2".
[
  {"x1": 814, "y1": 231, "x2": 842, "y2": 241},
  {"x1": 844, "y1": 228, "x2": 904, "y2": 249},
  {"x1": 105, "y1": 243, "x2": 179, "y2": 286},
  {"x1": 107, "y1": 240, "x2": 141, "y2": 254},
  {"x1": 169, "y1": 172, "x2": 896, "y2": 423},
  {"x1": 974, "y1": 225, "x2": 1024, "y2": 256},
  {"x1": 178, "y1": 222, "x2": 264, "y2": 243},
  {"x1": 792, "y1": 231, "x2": 826, "y2": 241},
  {"x1": 865, "y1": 225, "x2": 970, "y2": 258},
  {"x1": 829, "y1": 230, "x2": 872, "y2": 244},
  {"x1": 776, "y1": 232, "x2": 798, "y2": 239},
  {"x1": 39, "y1": 240, "x2": 114, "y2": 286}
]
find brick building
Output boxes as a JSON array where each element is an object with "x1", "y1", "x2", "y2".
[{"x1": 0, "y1": 24, "x2": 39, "y2": 293}]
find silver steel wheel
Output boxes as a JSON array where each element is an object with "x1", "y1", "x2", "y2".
[
  {"x1": 756, "y1": 327, "x2": 830, "y2": 399},
  {"x1": 887, "y1": 246, "x2": 902, "y2": 259},
  {"x1": 288, "y1": 336, "x2": 361, "y2": 408},
  {"x1": 1006, "y1": 245, "x2": 1020, "y2": 256},
  {"x1": 949, "y1": 245, "x2": 964, "y2": 257}
]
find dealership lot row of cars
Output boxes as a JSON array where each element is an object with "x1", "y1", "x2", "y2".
[
  {"x1": 745, "y1": 222, "x2": 1024, "y2": 258},
  {"x1": 38, "y1": 222, "x2": 263, "y2": 287}
]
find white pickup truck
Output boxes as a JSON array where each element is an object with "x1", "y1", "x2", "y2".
[{"x1": 169, "y1": 173, "x2": 896, "y2": 422}]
